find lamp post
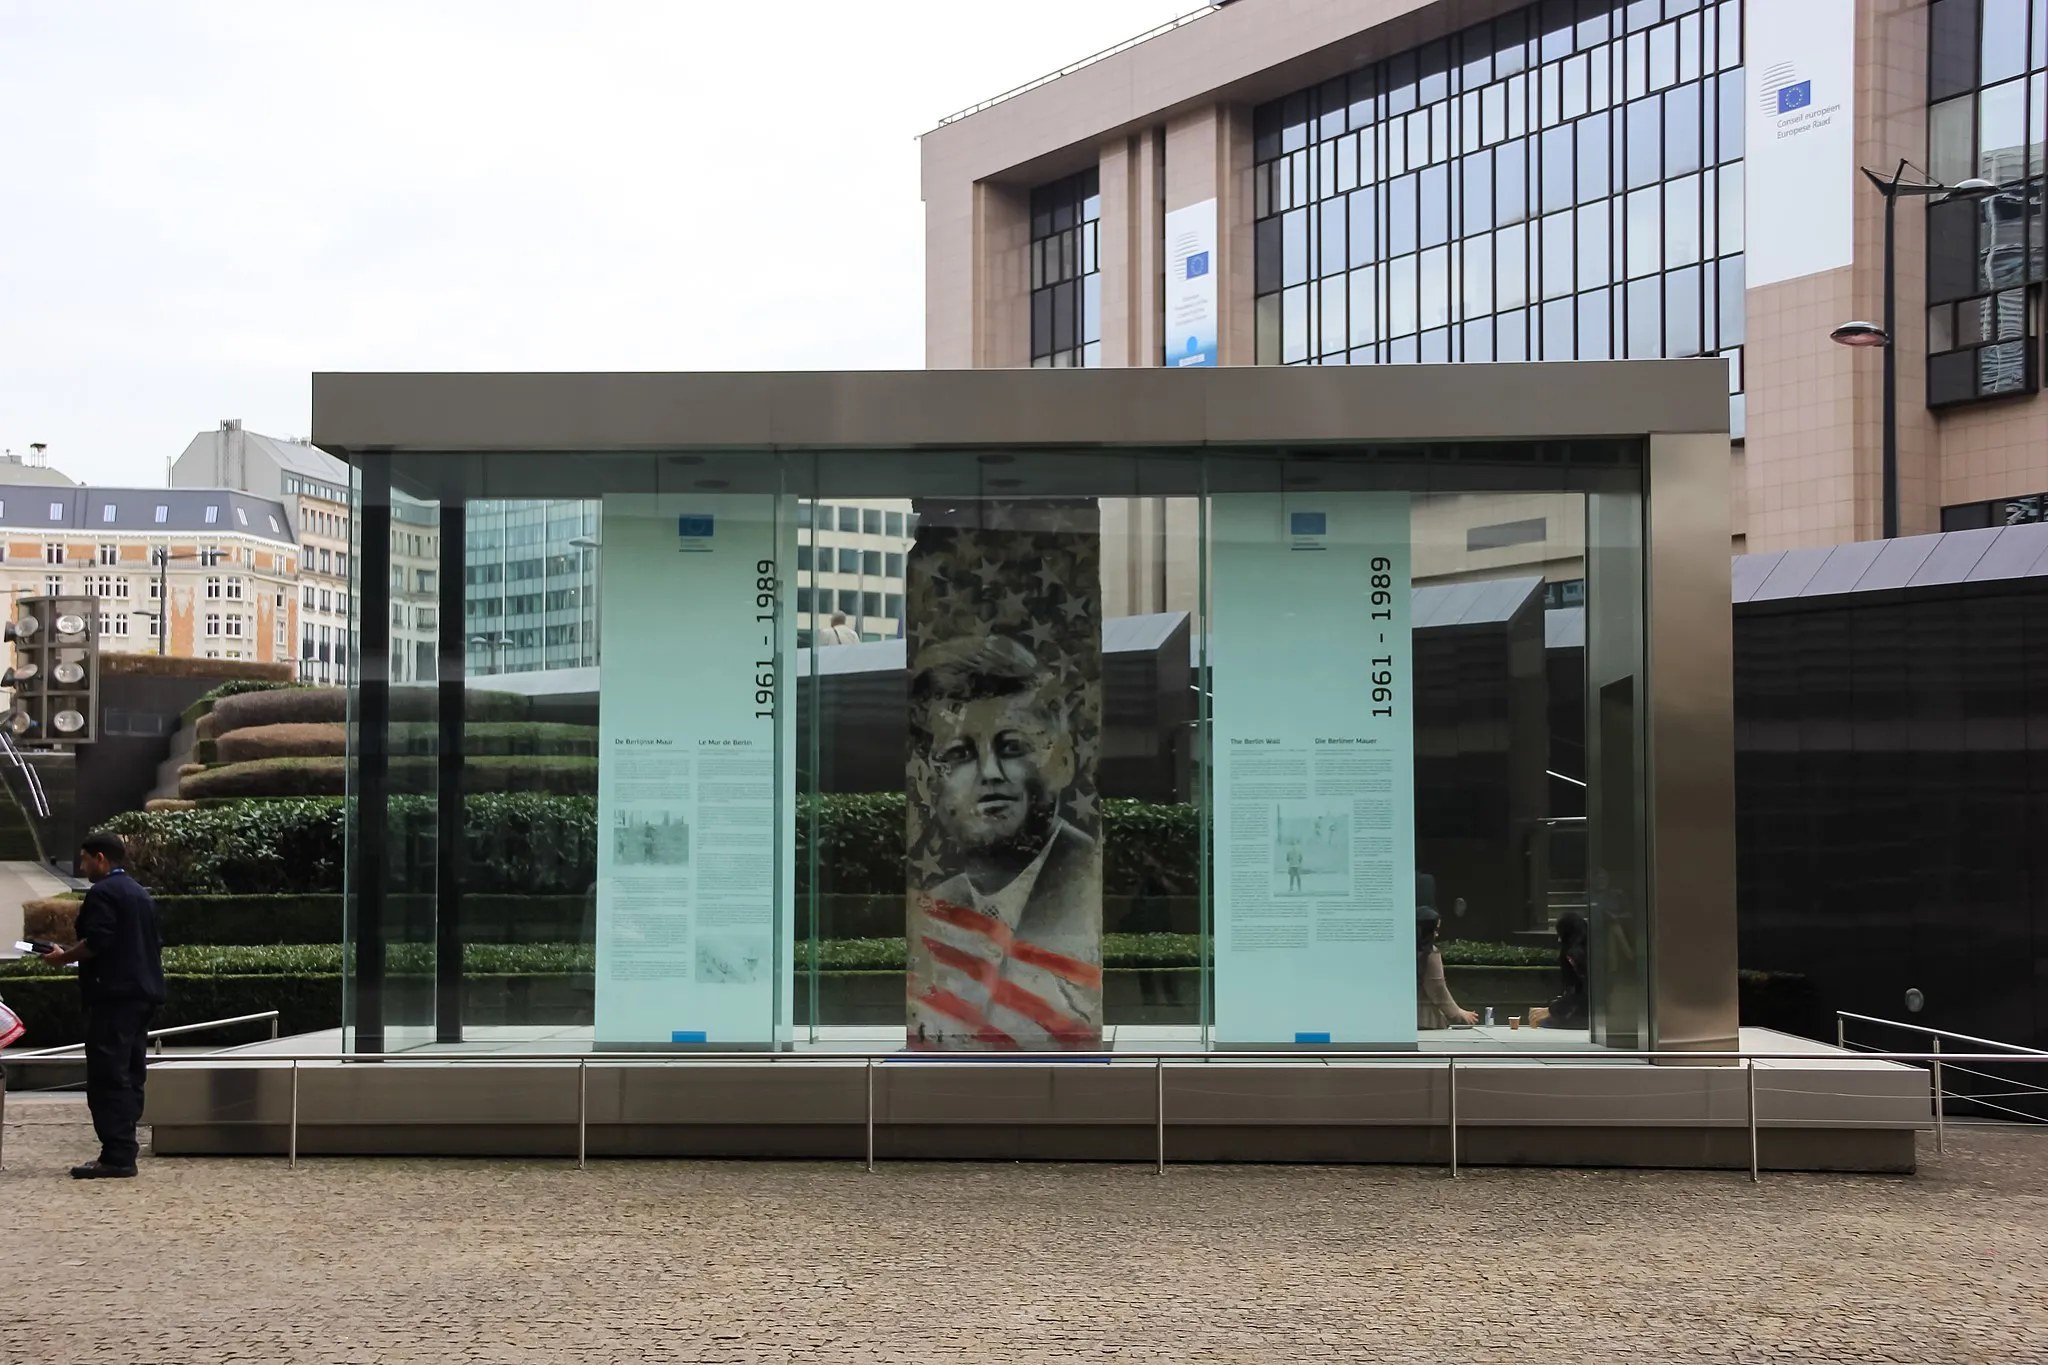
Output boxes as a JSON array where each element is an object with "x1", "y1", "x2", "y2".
[
  {"x1": 467, "y1": 633, "x2": 513, "y2": 674},
  {"x1": 143, "y1": 548, "x2": 214, "y2": 655},
  {"x1": 1830, "y1": 161, "x2": 1994, "y2": 539},
  {"x1": 567, "y1": 534, "x2": 601, "y2": 668}
]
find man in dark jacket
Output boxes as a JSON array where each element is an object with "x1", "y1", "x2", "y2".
[{"x1": 40, "y1": 831, "x2": 165, "y2": 1178}]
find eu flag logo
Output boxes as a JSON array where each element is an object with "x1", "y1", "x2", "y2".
[
  {"x1": 1290, "y1": 512, "x2": 1327, "y2": 536},
  {"x1": 677, "y1": 515, "x2": 714, "y2": 539},
  {"x1": 1186, "y1": 250, "x2": 1210, "y2": 280},
  {"x1": 1776, "y1": 80, "x2": 1812, "y2": 113}
]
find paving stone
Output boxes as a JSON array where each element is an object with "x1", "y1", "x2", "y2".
[{"x1": 3, "y1": 1098, "x2": 2045, "y2": 1361}]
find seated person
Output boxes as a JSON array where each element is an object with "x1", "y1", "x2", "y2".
[
  {"x1": 1531, "y1": 911, "x2": 1589, "y2": 1029},
  {"x1": 1416, "y1": 907, "x2": 1477, "y2": 1029}
]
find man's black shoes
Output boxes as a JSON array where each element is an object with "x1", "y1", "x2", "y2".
[{"x1": 70, "y1": 1160, "x2": 137, "y2": 1179}]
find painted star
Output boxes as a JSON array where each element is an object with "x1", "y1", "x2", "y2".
[
  {"x1": 911, "y1": 848, "x2": 945, "y2": 882},
  {"x1": 1059, "y1": 591, "x2": 1090, "y2": 622},
  {"x1": 973, "y1": 557, "x2": 1005, "y2": 588},
  {"x1": 1033, "y1": 561, "x2": 1063, "y2": 593},
  {"x1": 1025, "y1": 618, "x2": 1059, "y2": 651}
]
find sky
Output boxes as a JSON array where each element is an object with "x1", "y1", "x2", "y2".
[{"x1": 0, "y1": 0, "x2": 1196, "y2": 487}]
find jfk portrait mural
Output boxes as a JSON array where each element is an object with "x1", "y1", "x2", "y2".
[{"x1": 904, "y1": 500, "x2": 1104, "y2": 1050}]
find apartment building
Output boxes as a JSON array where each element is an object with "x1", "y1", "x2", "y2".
[{"x1": 0, "y1": 484, "x2": 297, "y2": 665}]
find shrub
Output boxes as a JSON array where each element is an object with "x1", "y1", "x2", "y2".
[{"x1": 180, "y1": 755, "x2": 597, "y2": 799}]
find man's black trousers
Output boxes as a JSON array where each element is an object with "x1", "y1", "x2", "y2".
[{"x1": 84, "y1": 998, "x2": 156, "y2": 1168}]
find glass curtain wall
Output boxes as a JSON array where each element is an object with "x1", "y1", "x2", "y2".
[
  {"x1": 1925, "y1": 0, "x2": 2048, "y2": 405},
  {"x1": 1252, "y1": 0, "x2": 1748, "y2": 435},
  {"x1": 1030, "y1": 169, "x2": 1103, "y2": 368},
  {"x1": 344, "y1": 444, "x2": 1649, "y2": 1054}
]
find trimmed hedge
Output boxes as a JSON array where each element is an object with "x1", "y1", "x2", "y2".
[
  {"x1": 104, "y1": 794, "x2": 597, "y2": 896},
  {"x1": 181, "y1": 755, "x2": 597, "y2": 799},
  {"x1": 207, "y1": 686, "x2": 530, "y2": 734},
  {"x1": 13, "y1": 893, "x2": 591, "y2": 947},
  {"x1": 181, "y1": 679, "x2": 307, "y2": 726},
  {"x1": 213, "y1": 722, "x2": 599, "y2": 764}
]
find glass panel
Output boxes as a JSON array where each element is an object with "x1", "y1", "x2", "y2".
[
  {"x1": 1665, "y1": 265, "x2": 1703, "y2": 356},
  {"x1": 1626, "y1": 186, "x2": 1661, "y2": 277},
  {"x1": 1464, "y1": 152, "x2": 1495, "y2": 234},
  {"x1": 1626, "y1": 96, "x2": 1662, "y2": 189},
  {"x1": 1931, "y1": 96, "x2": 1975, "y2": 188},
  {"x1": 1983, "y1": 0, "x2": 2029, "y2": 84},
  {"x1": 1577, "y1": 110, "x2": 1612, "y2": 203},
  {"x1": 1321, "y1": 274, "x2": 1349, "y2": 356},
  {"x1": 1462, "y1": 236, "x2": 1494, "y2": 317},
  {"x1": 1626, "y1": 274, "x2": 1663, "y2": 357},
  {"x1": 1541, "y1": 210, "x2": 1576, "y2": 299},
  {"x1": 1665, "y1": 173, "x2": 1702, "y2": 268},
  {"x1": 1499, "y1": 222, "x2": 1530, "y2": 308},
  {"x1": 1349, "y1": 265, "x2": 1381, "y2": 345},
  {"x1": 1929, "y1": 0, "x2": 1980, "y2": 101},
  {"x1": 1980, "y1": 79, "x2": 2027, "y2": 180},
  {"x1": 1578, "y1": 202, "x2": 1610, "y2": 288},
  {"x1": 1579, "y1": 286, "x2": 1613, "y2": 358},
  {"x1": 1664, "y1": 83, "x2": 1701, "y2": 178}
]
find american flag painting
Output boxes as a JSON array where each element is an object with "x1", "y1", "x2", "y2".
[{"x1": 904, "y1": 499, "x2": 1104, "y2": 1051}]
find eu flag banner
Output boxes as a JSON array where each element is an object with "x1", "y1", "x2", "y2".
[{"x1": 1777, "y1": 80, "x2": 1812, "y2": 113}]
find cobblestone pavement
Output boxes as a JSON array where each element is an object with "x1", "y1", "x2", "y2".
[{"x1": 5, "y1": 1097, "x2": 2046, "y2": 1363}]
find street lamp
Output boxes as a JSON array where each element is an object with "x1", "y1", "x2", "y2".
[
  {"x1": 567, "y1": 534, "x2": 601, "y2": 668},
  {"x1": 145, "y1": 549, "x2": 217, "y2": 655},
  {"x1": 1830, "y1": 161, "x2": 1995, "y2": 539},
  {"x1": 467, "y1": 633, "x2": 513, "y2": 675}
]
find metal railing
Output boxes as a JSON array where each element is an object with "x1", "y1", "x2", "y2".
[
  {"x1": 931, "y1": 4, "x2": 1217, "y2": 128},
  {"x1": 0, "y1": 1010, "x2": 280, "y2": 1169},
  {"x1": 0, "y1": 1041, "x2": 2004, "y2": 1182},
  {"x1": 1836, "y1": 1011, "x2": 2048, "y2": 1153}
]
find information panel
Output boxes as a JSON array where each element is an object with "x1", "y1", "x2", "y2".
[
  {"x1": 1210, "y1": 492, "x2": 1415, "y2": 1046},
  {"x1": 1164, "y1": 199, "x2": 1218, "y2": 368},
  {"x1": 594, "y1": 493, "x2": 794, "y2": 1047}
]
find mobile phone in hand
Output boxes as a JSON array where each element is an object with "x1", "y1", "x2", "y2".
[{"x1": 14, "y1": 941, "x2": 56, "y2": 955}]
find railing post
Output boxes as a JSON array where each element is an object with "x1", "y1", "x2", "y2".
[
  {"x1": 864, "y1": 1057, "x2": 875, "y2": 1173},
  {"x1": 1447, "y1": 1059, "x2": 1459, "y2": 1178},
  {"x1": 1155, "y1": 1056, "x2": 1165, "y2": 1176},
  {"x1": 1836, "y1": 1015, "x2": 1845, "y2": 1050},
  {"x1": 1932, "y1": 1036, "x2": 1944, "y2": 1155},
  {"x1": 288, "y1": 1059, "x2": 300, "y2": 1170},
  {"x1": 271, "y1": 1014, "x2": 280, "y2": 1041},
  {"x1": 1745, "y1": 1057, "x2": 1758, "y2": 1183},
  {"x1": 577, "y1": 1059, "x2": 588, "y2": 1171}
]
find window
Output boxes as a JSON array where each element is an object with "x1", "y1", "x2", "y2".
[
  {"x1": 1924, "y1": 0, "x2": 2047, "y2": 405},
  {"x1": 147, "y1": 616, "x2": 159, "y2": 639},
  {"x1": 48, "y1": 502, "x2": 63, "y2": 521},
  {"x1": 416, "y1": 569, "x2": 436, "y2": 594},
  {"x1": 100, "y1": 612, "x2": 128, "y2": 637},
  {"x1": 148, "y1": 577, "x2": 160, "y2": 601},
  {"x1": 837, "y1": 506, "x2": 859, "y2": 532},
  {"x1": 836, "y1": 547, "x2": 859, "y2": 574},
  {"x1": 836, "y1": 589, "x2": 859, "y2": 615},
  {"x1": 1942, "y1": 489, "x2": 2048, "y2": 529},
  {"x1": 204, "y1": 506, "x2": 219, "y2": 525},
  {"x1": 885, "y1": 552, "x2": 905, "y2": 577},
  {"x1": 1252, "y1": 0, "x2": 1746, "y2": 432},
  {"x1": 43, "y1": 575, "x2": 61, "y2": 597},
  {"x1": 321, "y1": 550, "x2": 333, "y2": 575},
  {"x1": 797, "y1": 502, "x2": 815, "y2": 529},
  {"x1": 205, "y1": 613, "x2": 222, "y2": 637},
  {"x1": 97, "y1": 544, "x2": 118, "y2": 565},
  {"x1": 206, "y1": 576, "x2": 222, "y2": 599},
  {"x1": 226, "y1": 614, "x2": 244, "y2": 638},
  {"x1": 115, "y1": 578, "x2": 130, "y2": 599},
  {"x1": 87, "y1": 574, "x2": 113, "y2": 597},
  {"x1": 796, "y1": 544, "x2": 813, "y2": 571},
  {"x1": 268, "y1": 515, "x2": 281, "y2": 533},
  {"x1": 43, "y1": 544, "x2": 63, "y2": 564},
  {"x1": 199, "y1": 547, "x2": 225, "y2": 567},
  {"x1": 100, "y1": 504, "x2": 116, "y2": 523},
  {"x1": 861, "y1": 550, "x2": 883, "y2": 575},
  {"x1": 1030, "y1": 167, "x2": 1103, "y2": 367},
  {"x1": 226, "y1": 577, "x2": 244, "y2": 600},
  {"x1": 234, "y1": 507, "x2": 248, "y2": 526},
  {"x1": 862, "y1": 508, "x2": 883, "y2": 535},
  {"x1": 154, "y1": 505, "x2": 168, "y2": 524},
  {"x1": 320, "y1": 589, "x2": 332, "y2": 613},
  {"x1": 303, "y1": 584, "x2": 316, "y2": 609},
  {"x1": 886, "y1": 511, "x2": 905, "y2": 537},
  {"x1": 885, "y1": 592, "x2": 904, "y2": 620},
  {"x1": 861, "y1": 591, "x2": 882, "y2": 618},
  {"x1": 336, "y1": 552, "x2": 348, "y2": 576}
]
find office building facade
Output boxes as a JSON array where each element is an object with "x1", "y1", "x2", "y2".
[{"x1": 922, "y1": 0, "x2": 2048, "y2": 582}]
